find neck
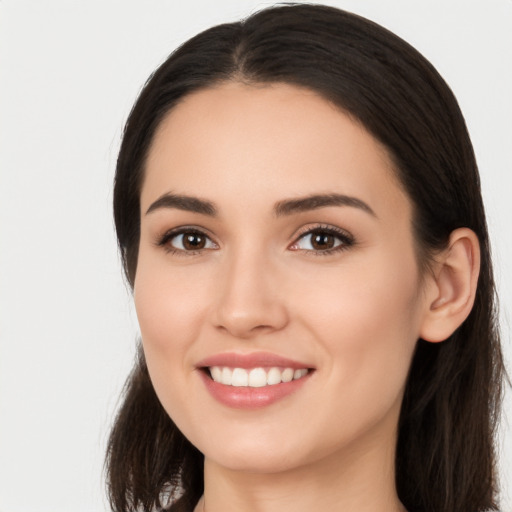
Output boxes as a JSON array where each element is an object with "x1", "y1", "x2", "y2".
[{"x1": 196, "y1": 421, "x2": 405, "y2": 512}]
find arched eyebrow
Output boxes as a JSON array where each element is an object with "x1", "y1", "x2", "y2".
[
  {"x1": 145, "y1": 192, "x2": 375, "y2": 218},
  {"x1": 146, "y1": 193, "x2": 217, "y2": 216},
  {"x1": 274, "y1": 193, "x2": 376, "y2": 217}
]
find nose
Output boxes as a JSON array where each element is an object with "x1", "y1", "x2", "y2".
[{"x1": 211, "y1": 251, "x2": 289, "y2": 339}]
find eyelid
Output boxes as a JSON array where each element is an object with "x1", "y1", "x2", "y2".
[
  {"x1": 288, "y1": 224, "x2": 355, "y2": 253},
  {"x1": 155, "y1": 225, "x2": 219, "y2": 254}
]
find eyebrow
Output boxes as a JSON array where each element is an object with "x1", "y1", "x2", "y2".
[
  {"x1": 274, "y1": 193, "x2": 376, "y2": 218},
  {"x1": 146, "y1": 193, "x2": 217, "y2": 216},
  {"x1": 145, "y1": 192, "x2": 375, "y2": 218}
]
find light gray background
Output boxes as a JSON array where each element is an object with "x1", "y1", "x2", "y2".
[{"x1": 1, "y1": 1, "x2": 511, "y2": 511}]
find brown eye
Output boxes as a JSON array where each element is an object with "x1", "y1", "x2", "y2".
[
  {"x1": 182, "y1": 232, "x2": 207, "y2": 250},
  {"x1": 290, "y1": 227, "x2": 353, "y2": 253},
  {"x1": 163, "y1": 230, "x2": 217, "y2": 252},
  {"x1": 310, "y1": 232, "x2": 336, "y2": 250}
]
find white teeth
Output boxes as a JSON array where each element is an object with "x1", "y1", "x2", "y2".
[
  {"x1": 267, "y1": 367, "x2": 282, "y2": 385},
  {"x1": 221, "y1": 367, "x2": 232, "y2": 385},
  {"x1": 231, "y1": 368, "x2": 249, "y2": 387},
  {"x1": 211, "y1": 366, "x2": 222, "y2": 382},
  {"x1": 281, "y1": 368, "x2": 294, "y2": 383},
  {"x1": 248, "y1": 368, "x2": 267, "y2": 387},
  {"x1": 294, "y1": 368, "x2": 307, "y2": 379},
  {"x1": 208, "y1": 366, "x2": 309, "y2": 387}
]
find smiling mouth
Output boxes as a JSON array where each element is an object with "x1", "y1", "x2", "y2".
[{"x1": 205, "y1": 366, "x2": 311, "y2": 387}]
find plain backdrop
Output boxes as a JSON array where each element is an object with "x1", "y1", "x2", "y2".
[{"x1": 0, "y1": 1, "x2": 511, "y2": 511}]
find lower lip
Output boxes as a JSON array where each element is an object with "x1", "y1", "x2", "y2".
[{"x1": 198, "y1": 370, "x2": 312, "y2": 409}]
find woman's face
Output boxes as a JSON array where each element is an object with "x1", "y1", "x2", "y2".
[{"x1": 135, "y1": 82, "x2": 432, "y2": 473}]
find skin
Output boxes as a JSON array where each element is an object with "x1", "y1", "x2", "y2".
[{"x1": 134, "y1": 82, "x2": 475, "y2": 512}]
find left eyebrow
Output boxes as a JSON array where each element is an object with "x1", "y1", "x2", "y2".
[{"x1": 274, "y1": 193, "x2": 376, "y2": 218}]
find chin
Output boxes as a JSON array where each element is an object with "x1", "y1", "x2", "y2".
[
  {"x1": 190, "y1": 425, "x2": 312, "y2": 474},
  {"x1": 205, "y1": 446, "x2": 306, "y2": 474}
]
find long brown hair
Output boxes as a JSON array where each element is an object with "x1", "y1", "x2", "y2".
[{"x1": 106, "y1": 4, "x2": 505, "y2": 511}]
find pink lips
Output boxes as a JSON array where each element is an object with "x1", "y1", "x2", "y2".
[
  {"x1": 196, "y1": 352, "x2": 314, "y2": 409},
  {"x1": 197, "y1": 352, "x2": 311, "y2": 370}
]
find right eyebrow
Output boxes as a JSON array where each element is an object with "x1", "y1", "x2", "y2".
[{"x1": 145, "y1": 193, "x2": 217, "y2": 216}]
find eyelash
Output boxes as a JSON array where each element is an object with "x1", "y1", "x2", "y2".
[
  {"x1": 290, "y1": 224, "x2": 355, "y2": 256},
  {"x1": 156, "y1": 224, "x2": 355, "y2": 256},
  {"x1": 156, "y1": 227, "x2": 217, "y2": 256}
]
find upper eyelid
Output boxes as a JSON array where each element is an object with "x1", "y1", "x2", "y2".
[
  {"x1": 292, "y1": 224, "x2": 354, "y2": 241},
  {"x1": 157, "y1": 225, "x2": 216, "y2": 243}
]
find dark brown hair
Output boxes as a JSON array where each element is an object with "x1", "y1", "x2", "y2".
[{"x1": 107, "y1": 4, "x2": 505, "y2": 511}]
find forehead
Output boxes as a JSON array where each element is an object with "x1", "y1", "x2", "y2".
[{"x1": 141, "y1": 82, "x2": 410, "y2": 220}]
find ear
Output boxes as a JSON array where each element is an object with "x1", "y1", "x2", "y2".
[{"x1": 420, "y1": 228, "x2": 480, "y2": 343}]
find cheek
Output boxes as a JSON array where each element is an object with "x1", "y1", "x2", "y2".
[
  {"x1": 298, "y1": 250, "x2": 422, "y2": 402},
  {"x1": 293, "y1": 261, "x2": 422, "y2": 454},
  {"x1": 133, "y1": 252, "x2": 212, "y2": 409},
  {"x1": 134, "y1": 254, "x2": 210, "y2": 350},
  {"x1": 133, "y1": 259, "x2": 217, "y2": 437},
  {"x1": 299, "y1": 248, "x2": 420, "y2": 326}
]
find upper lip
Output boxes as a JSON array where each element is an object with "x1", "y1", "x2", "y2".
[{"x1": 196, "y1": 351, "x2": 314, "y2": 370}]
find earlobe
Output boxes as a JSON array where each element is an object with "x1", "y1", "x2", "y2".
[{"x1": 420, "y1": 228, "x2": 480, "y2": 343}]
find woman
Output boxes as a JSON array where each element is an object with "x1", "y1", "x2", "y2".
[{"x1": 106, "y1": 4, "x2": 505, "y2": 512}]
